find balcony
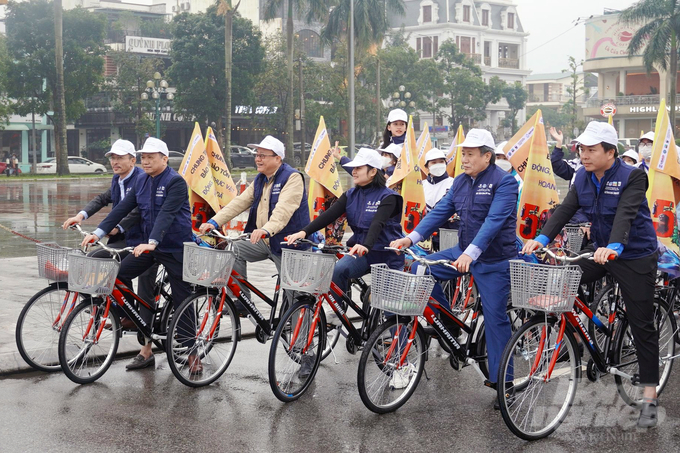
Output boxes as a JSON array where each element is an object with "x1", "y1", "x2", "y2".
[
  {"x1": 465, "y1": 53, "x2": 482, "y2": 64},
  {"x1": 484, "y1": 56, "x2": 491, "y2": 66},
  {"x1": 498, "y1": 58, "x2": 520, "y2": 69}
]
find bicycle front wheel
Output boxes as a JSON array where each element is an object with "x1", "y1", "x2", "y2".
[
  {"x1": 58, "y1": 298, "x2": 119, "y2": 384},
  {"x1": 16, "y1": 285, "x2": 81, "y2": 372},
  {"x1": 357, "y1": 317, "x2": 426, "y2": 414},
  {"x1": 497, "y1": 315, "x2": 579, "y2": 441},
  {"x1": 613, "y1": 298, "x2": 676, "y2": 406},
  {"x1": 166, "y1": 290, "x2": 238, "y2": 387}
]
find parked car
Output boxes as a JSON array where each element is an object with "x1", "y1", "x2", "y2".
[
  {"x1": 292, "y1": 142, "x2": 311, "y2": 166},
  {"x1": 36, "y1": 156, "x2": 107, "y2": 174},
  {"x1": 230, "y1": 146, "x2": 256, "y2": 169}
]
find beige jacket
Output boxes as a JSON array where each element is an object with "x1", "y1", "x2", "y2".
[{"x1": 211, "y1": 170, "x2": 304, "y2": 236}]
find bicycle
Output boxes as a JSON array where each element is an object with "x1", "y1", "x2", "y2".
[
  {"x1": 496, "y1": 248, "x2": 677, "y2": 440},
  {"x1": 268, "y1": 238, "x2": 380, "y2": 402},
  {"x1": 356, "y1": 247, "x2": 532, "y2": 414},
  {"x1": 57, "y1": 227, "x2": 176, "y2": 385},
  {"x1": 16, "y1": 228, "x2": 171, "y2": 372}
]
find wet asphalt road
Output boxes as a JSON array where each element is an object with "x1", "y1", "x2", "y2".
[{"x1": 2, "y1": 337, "x2": 680, "y2": 453}]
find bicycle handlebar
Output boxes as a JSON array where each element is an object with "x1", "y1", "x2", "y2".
[
  {"x1": 203, "y1": 229, "x2": 251, "y2": 242},
  {"x1": 282, "y1": 238, "x2": 351, "y2": 253},
  {"x1": 536, "y1": 247, "x2": 615, "y2": 263},
  {"x1": 384, "y1": 246, "x2": 458, "y2": 270},
  {"x1": 68, "y1": 224, "x2": 134, "y2": 255}
]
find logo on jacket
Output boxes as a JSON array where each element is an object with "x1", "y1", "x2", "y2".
[
  {"x1": 603, "y1": 180, "x2": 621, "y2": 196},
  {"x1": 272, "y1": 182, "x2": 282, "y2": 196},
  {"x1": 156, "y1": 186, "x2": 166, "y2": 197}
]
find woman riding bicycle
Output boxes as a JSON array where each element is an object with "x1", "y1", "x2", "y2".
[{"x1": 286, "y1": 147, "x2": 405, "y2": 297}]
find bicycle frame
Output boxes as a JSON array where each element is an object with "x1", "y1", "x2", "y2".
[
  {"x1": 51, "y1": 285, "x2": 80, "y2": 331},
  {"x1": 225, "y1": 269, "x2": 283, "y2": 337}
]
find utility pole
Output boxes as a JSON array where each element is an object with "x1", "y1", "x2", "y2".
[
  {"x1": 348, "y1": 0, "x2": 355, "y2": 159},
  {"x1": 299, "y1": 56, "x2": 306, "y2": 164}
]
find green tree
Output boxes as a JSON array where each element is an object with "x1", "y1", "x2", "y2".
[
  {"x1": 105, "y1": 51, "x2": 165, "y2": 147},
  {"x1": 503, "y1": 81, "x2": 528, "y2": 134},
  {"x1": 0, "y1": 35, "x2": 12, "y2": 127},
  {"x1": 263, "y1": 0, "x2": 331, "y2": 163},
  {"x1": 4, "y1": 0, "x2": 107, "y2": 174},
  {"x1": 562, "y1": 56, "x2": 589, "y2": 138},
  {"x1": 528, "y1": 105, "x2": 571, "y2": 131},
  {"x1": 620, "y1": 0, "x2": 680, "y2": 128},
  {"x1": 168, "y1": 8, "x2": 264, "y2": 137}
]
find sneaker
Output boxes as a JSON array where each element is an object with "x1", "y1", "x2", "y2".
[
  {"x1": 125, "y1": 353, "x2": 155, "y2": 370},
  {"x1": 637, "y1": 399, "x2": 658, "y2": 428},
  {"x1": 298, "y1": 353, "x2": 316, "y2": 379},
  {"x1": 389, "y1": 363, "x2": 416, "y2": 390}
]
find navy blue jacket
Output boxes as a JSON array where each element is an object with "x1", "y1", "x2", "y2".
[
  {"x1": 540, "y1": 159, "x2": 656, "y2": 260},
  {"x1": 96, "y1": 166, "x2": 192, "y2": 252},
  {"x1": 245, "y1": 163, "x2": 310, "y2": 255},
  {"x1": 109, "y1": 166, "x2": 144, "y2": 246},
  {"x1": 411, "y1": 164, "x2": 518, "y2": 263}
]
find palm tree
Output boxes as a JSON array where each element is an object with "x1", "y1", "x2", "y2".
[
  {"x1": 263, "y1": 0, "x2": 330, "y2": 164},
  {"x1": 323, "y1": 0, "x2": 405, "y2": 145},
  {"x1": 217, "y1": 0, "x2": 241, "y2": 167},
  {"x1": 54, "y1": 0, "x2": 69, "y2": 175},
  {"x1": 620, "y1": 0, "x2": 680, "y2": 127}
]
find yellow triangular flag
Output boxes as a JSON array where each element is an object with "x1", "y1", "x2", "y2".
[
  {"x1": 446, "y1": 125, "x2": 464, "y2": 177},
  {"x1": 205, "y1": 127, "x2": 238, "y2": 208},
  {"x1": 504, "y1": 110, "x2": 543, "y2": 180},
  {"x1": 416, "y1": 123, "x2": 432, "y2": 177}
]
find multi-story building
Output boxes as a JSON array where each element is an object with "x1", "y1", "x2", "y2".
[
  {"x1": 582, "y1": 10, "x2": 677, "y2": 141},
  {"x1": 526, "y1": 72, "x2": 596, "y2": 109},
  {"x1": 389, "y1": 0, "x2": 531, "y2": 141}
]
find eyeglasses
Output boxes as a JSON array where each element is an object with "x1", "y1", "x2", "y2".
[{"x1": 255, "y1": 153, "x2": 277, "y2": 159}]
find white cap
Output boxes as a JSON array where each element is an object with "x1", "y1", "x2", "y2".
[
  {"x1": 494, "y1": 141, "x2": 508, "y2": 155},
  {"x1": 387, "y1": 109, "x2": 408, "y2": 124},
  {"x1": 137, "y1": 137, "x2": 169, "y2": 156},
  {"x1": 343, "y1": 148, "x2": 383, "y2": 169},
  {"x1": 575, "y1": 122, "x2": 618, "y2": 147},
  {"x1": 247, "y1": 135, "x2": 285, "y2": 158},
  {"x1": 105, "y1": 139, "x2": 136, "y2": 157},
  {"x1": 457, "y1": 128, "x2": 495, "y2": 149},
  {"x1": 640, "y1": 131, "x2": 655, "y2": 142},
  {"x1": 424, "y1": 148, "x2": 446, "y2": 164},
  {"x1": 378, "y1": 143, "x2": 403, "y2": 158},
  {"x1": 622, "y1": 149, "x2": 639, "y2": 163}
]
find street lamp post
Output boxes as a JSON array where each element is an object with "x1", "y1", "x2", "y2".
[
  {"x1": 141, "y1": 72, "x2": 174, "y2": 139},
  {"x1": 392, "y1": 85, "x2": 415, "y2": 113}
]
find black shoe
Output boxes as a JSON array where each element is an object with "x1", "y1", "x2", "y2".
[
  {"x1": 125, "y1": 354, "x2": 155, "y2": 370},
  {"x1": 638, "y1": 399, "x2": 658, "y2": 428},
  {"x1": 298, "y1": 354, "x2": 316, "y2": 379},
  {"x1": 494, "y1": 383, "x2": 515, "y2": 410}
]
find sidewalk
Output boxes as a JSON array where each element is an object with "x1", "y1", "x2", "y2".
[{"x1": 0, "y1": 254, "x2": 281, "y2": 375}]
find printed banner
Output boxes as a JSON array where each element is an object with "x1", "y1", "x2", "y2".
[
  {"x1": 516, "y1": 115, "x2": 559, "y2": 241},
  {"x1": 504, "y1": 110, "x2": 543, "y2": 180},
  {"x1": 308, "y1": 178, "x2": 346, "y2": 246},
  {"x1": 178, "y1": 123, "x2": 221, "y2": 234},
  {"x1": 650, "y1": 99, "x2": 680, "y2": 180},
  {"x1": 205, "y1": 127, "x2": 238, "y2": 208},
  {"x1": 446, "y1": 124, "x2": 465, "y2": 178},
  {"x1": 396, "y1": 116, "x2": 426, "y2": 233},
  {"x1": 387, "y1": 116, "x2": 418, "y2": 189},
  {"x1": 416, "y1": 123, "x2": 432, "y2": 177}
]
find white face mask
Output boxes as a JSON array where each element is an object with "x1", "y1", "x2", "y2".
[
  {"x1": 428, "y1": 163, "x2": 447, "y2": 177},
  {"x1": 381, "y1": 156, "x2": 393, "y2": 169},
  {"x1": 496, "y1": 159, "x2": 513, "y2": 172},
  {"x1": 638, "y1": 144, "x2": 652, "y2": 161}
]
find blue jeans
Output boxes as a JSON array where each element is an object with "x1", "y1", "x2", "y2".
[{"x1": 411, "y1": 246, "x2": 513, "y2": 383}]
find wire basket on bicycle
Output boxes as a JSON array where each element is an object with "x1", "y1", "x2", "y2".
[
  {"x1": 279, "y1": 249, "x2": 336, "y2": 295},
  {"x1": 67, "y1": 254, "x2": 120, "y2": 295},
  {"x1": 36, "y1": 242, "x2": 72, "y2": 282},
  {"x1": 182, "y1": 242, "x2": 236, "y2": 288},
  {"x1": 439, "y1": 228, "x2": 459, "y2": 250},
  {"x1": 509, "y1": 260, "x2": 582, "y2": 313},
  {"x1": 369, "y1": 264, "x2": 435, "y2": 315},
  {"x1": 561, "y1": 224, "x2": 589, "y2": 254}
]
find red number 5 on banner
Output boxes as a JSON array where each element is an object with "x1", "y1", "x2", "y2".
[{"x1": 519, "y1": 202, "x2": 548, "y2": 239}]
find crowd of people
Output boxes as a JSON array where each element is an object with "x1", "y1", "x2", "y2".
[{"x1": 62, "y1": 109, "x2": 663, "y2": 428}]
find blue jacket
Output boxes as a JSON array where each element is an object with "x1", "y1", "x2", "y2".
[
  {"x1": 346, "y1": 185, "x2": 403, "y2": 250},
  {"x1": 565, "y1": 159, "x2": 656, "y2": 259},
  {"x1": 96, "y1": 166, "x2": 192, "y2": 253},
  {"x1": 110, "y1": 166, "x2": 144, "y2": 246},
  {"x1": 550, "y1": 146, "x2": 589, "y2": 224},
  {"x1": 411, "y1": 164, "x2": 518, "y2": 263},
  {"x1": 245, "y1": 163, "x2": 310, "y2": 255}
]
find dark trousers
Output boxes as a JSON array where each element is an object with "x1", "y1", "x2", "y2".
[
  {"x1": 118, "y1": 250, "x2": 194, "y2": 347},
  {"x1": 577, "y1": 251, "x2": 659, "y2": 385}
]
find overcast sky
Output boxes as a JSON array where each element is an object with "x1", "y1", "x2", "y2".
[{"x1": 519, "y1": 0, "x2": 639, "y2": 74}]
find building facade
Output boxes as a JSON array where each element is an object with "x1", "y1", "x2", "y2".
[
  {"x1": 582, "y1": 11, "x2": 678, "y2": 140},
  {"x1": 389, "y1": 0, "x2": 531, "y2": 141}
]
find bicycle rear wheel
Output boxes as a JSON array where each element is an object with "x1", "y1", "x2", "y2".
[
  {"x1": 497, "y1": 315, "x2": 579, "y2": 441},
  {"x1": 269, "y1": 299, "x2": 325, "y2": 402},
  {"x1": 357, "y1": 317, "x2": 426, "y2": 414},
  {"x1": 166, "y1": 289, "x2": 238, "y2": 387},
  {"x1": 58, "y1": 298, "x2": 119, "y2": 384},
  {"x1": 613, "y1": 298, "x2": 676, "y2": 406},
  {"x1": 16, "y1": 284, "x2": 80, "y2": 372}
]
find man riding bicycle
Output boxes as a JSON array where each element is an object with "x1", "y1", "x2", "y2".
[
  {"x1": 522, "y1": 121, "x2": 661, "y2": 428},
  {"x1": 198, "y1": 135, "x2": 310, "y2": 312},
  {"x1": 81, "y1": 137, "x2": 200, "y2": 374},
  {"x1": 390, "y1": 129, "x2": 519, "y2": 407}
]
